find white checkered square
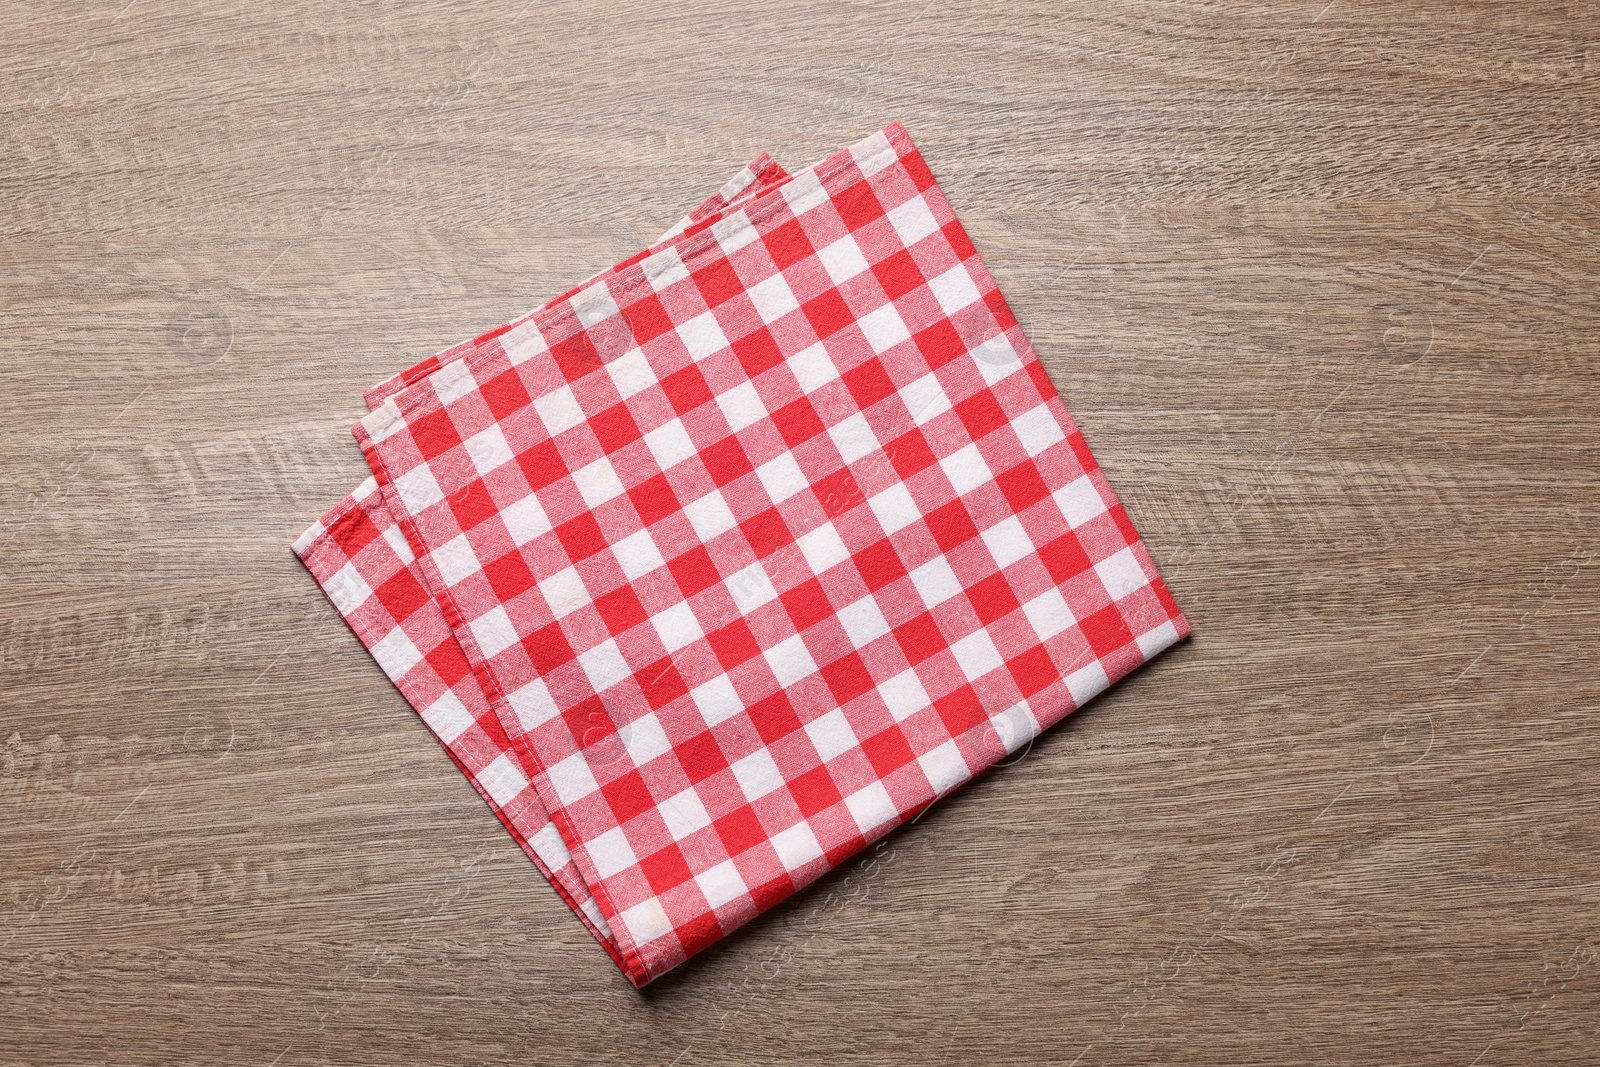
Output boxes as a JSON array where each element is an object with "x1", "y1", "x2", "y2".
[
  {"x1": 501, "y1": 494, "x2": 551, "y2": 546},
  {"x1": 1137, "y1": 620, "x2": 1182, "y2": 658},
  {"x1": 651, "y1": 600, "x2": 704, "y2": 654},
  {"x1": 371, "y1": 627, "x2": 424, "y2": 678},
  {"x1": 712, "y1": 212, "x2": 761, "y2": 256},
  {"x1": 418, "y1": 689, "x2": 474, "y2": 745},
  {"x1": 731, "y1": 748, "x2": 784, "y2": 802},
  {"x1": 909, "y1": 555, "x2": 962, "y2": 608},
  {"x1": 660, "y1": 786, "x2": 713, "y2": 839},
  {"x1": 645, "y1": 247, "x2": 690, "y2": 293},
  {"x1": 606, "y1": 346, "x2": 656, "y2": 400},
  {"x1": 906, "y1": 373, "x2": 953, "y2": 425},
  {"x1": 691, "y1": 673, "x2": 743, "y2": 726},
  {"x1": 678, "y1": 310, "x2": 730, "y2": 361},
  {"x1": 578, "y1": 638, "x2": 630, "y2": 693},
  {"x1": 950, "y1": 627, "x2": 1004, "y2": 682},
  {"x1": 717, "y1": 379, "x2": 767, "y2": 432},
  {"x1": 918, "y1": 740, "x2": 969, "y2": 795},
  {"x1": 394, "y1": 465, "x2": 445, "y2": 513},
  {"x1": 887, "y1": 194, "x2": 940, "y2": 246},
  {"x1": 432, "y1": 362, "x2": 477, "y2": 405},
  {"x1": 770, "y1": 820, "x2": 824, "y2": 871},
  {"x1": 476, "y1": 752, "x2": 529, "y2": 807},
  {"x1": 877, "y1": 668, "x2": 931, "y2": 724},
  {"x1": 547, "y1": 750, "x2": 601, "y2": 807},
  {"x1": 843, "y1": 781, "x2": 897, "y2": 834},
  {"x1": 850, "y1": 128, "x2": 895, "y2": 175},
  {"x1": 468, "y1": 605, "x2": 520, "y2": 658},
  {"x1": 1022, "y1": 587, "x2": 1077, "y2": 641},
  {"x1": 858, "y1": 303, "x2": 910, "y2": 354},
  {"x1": 837, "y1": 596, "x2": 890, "y2": 648},
  {"x1": 624, "y1": 712, "x2": 673, "y2": 766},
  {"x1": 620, "y1": 897, "x2": 673, "y2": 946},
  {"x1": 695, "y1": 859, "x2": 749, "y2": 909},
  {"x1": 613, "y1": 528, "x2": 666, "y2": 580},
  {"x1": 1066, "y1": 661, "x2": 1111, "y2": 706},
  {"x1": 1095, "y1": 546, "x2": 1150, "y2": 601},
  {"x1": 755, "y1": 451, "x2": 809, "y2": 504},
  {"x1": 867, "y1": 482, "x2": 919, "y2": 534},
  {"x1": 539, "y1": 565, "x2": 589, "y2": 619},
  {"x1": 765, "y1": 633, "x2": 818, "y2": 687},
  {"x1": 788, "y1": 342, "x2": 841, "y2": 394},
  {"x1": 644, "y1": 418, "x2": 698, "y2": 471},
  {"x1": 818, "y1": 235, "x2": 870, "y2": 285},
  {"x1": 683, "y1": 488, "x2": 738, "y2": 541},
  {"x1": 780, "y1": 170, "x2": 827, "y2": 216},
  {"x1": 464, "y1": 425, "x2": 514, "y2": 476},
  {"x1": 534, "y1": 384, "x2": 585, "y2": 437},
  {"x1": 1056, "y1": 474, "x2": 1109, "y2": 527},
  {"x1": 507, "y1": 676, "x2": 559, "y2": 731},
  {"x1": 571, "y1": 455, "x2": 626, "y2": 509},
  {"x1": 727, "y1": 561, "x2": 778, "y2": 613},
  {"x1": 589, "y1": 825, "x2": 640, "y2": 879},
  {"x1": 433, "y1": 534, "x2": 482, "y2": 587},
  {"x1": 1012, "y1": 402, "x2": 1065, "y2": 457},
  {"x1": 940, "y1": 443, "x2": 993, "y2": 496},
  {"x1": 747, "y1": 272, "x2": 800, "y2": 325},
  {"x1": 981, "y1": 515, "x2": 1034, "y2": 570},
  {"x1": 324, "y1": 562, "x2": 372, "y2": 614},
  {"x1": 805, "y1": 707, "x2": 857, "y2": 762},
  {"x1": 797, "y1": 522, "x2": 850, "y2": 575},
  {"x1": 928, "y1": 264, "x2": 982, "y2": 315},
  {"x1": 829, "y1": 411, "x2": 879, "y2": 464}
]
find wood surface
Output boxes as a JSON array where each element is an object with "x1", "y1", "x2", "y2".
[{"x1": 4, "y1": 1, "x2": 1598, "y2": 1063}]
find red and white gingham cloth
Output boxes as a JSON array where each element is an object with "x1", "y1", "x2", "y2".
[{"x1": 295, "y1": 124, "x2": 1188, "y2": 987}]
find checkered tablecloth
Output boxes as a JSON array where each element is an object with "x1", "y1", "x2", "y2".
[{"x1": 295, "y1": 124, "x2": 1188, "y2": 987}]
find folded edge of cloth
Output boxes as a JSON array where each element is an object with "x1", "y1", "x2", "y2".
[
  {"x1": 348, "y1": 121, "x2": 1190, "y2": 986},
  {"x1": 292, "y1": 477, "x2": 626, "y2": 965}
]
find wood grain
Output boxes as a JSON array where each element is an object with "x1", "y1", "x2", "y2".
[{"x1": 3, "y1": 1, "x2": 1598, "y2": 1063}]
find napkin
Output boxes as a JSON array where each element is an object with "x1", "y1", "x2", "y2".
[{"x1": 298, "y1": 124, "x2": 1188, "y2": 986}]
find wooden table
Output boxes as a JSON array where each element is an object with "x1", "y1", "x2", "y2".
[{"x1": 4, "y1": 2, "x2": 1597, "y2": 1063}]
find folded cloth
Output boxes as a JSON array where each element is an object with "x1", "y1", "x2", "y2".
[
  {"x1": 300, "y1": 123, "x2": 1188, "y2": 987},
  {"x1": 294, "y1": 154, "x2": 792, "y2": 971}
]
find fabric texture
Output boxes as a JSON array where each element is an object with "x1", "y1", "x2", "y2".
[
  {"x1": 295, "y1": 124, "x2": 1188, "y2": 987},
  {"x1": 294, "y1": 156, "x2": 793, "y2": 972}
]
